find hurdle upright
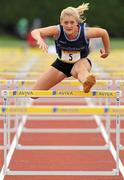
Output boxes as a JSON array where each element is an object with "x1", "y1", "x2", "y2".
[{"x1": 115, "y1": 80, "x2": 124, "y2": 150}]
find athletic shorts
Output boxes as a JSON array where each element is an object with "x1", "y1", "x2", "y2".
[{"x1": 51, "y1": 58, "x2": 92, "y2": 77}]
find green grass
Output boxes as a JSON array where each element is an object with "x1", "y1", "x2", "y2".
[
  {"x1": 0, "y1": 35, "x2": 124, "y2": 49},
  {"x1": 110, "y1": 38, "x2": 124, "y2": 49},
  {"x1": 0, "y1": 35, "x2": 55, "y2": 48},
  {"x1": 0, "y1": 35, "x2": 27, "y2": 48}
]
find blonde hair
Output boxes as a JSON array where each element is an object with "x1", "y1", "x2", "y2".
[{"x1": 60, "y1": 3, "x2": 89, "y2": 23}]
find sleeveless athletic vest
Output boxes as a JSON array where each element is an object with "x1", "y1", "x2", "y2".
[{"x1": 55, "y1": 23, "x2": 89, "y2": 63}]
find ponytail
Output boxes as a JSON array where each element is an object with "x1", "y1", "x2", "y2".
[{"x1": 76, "y1": 3, "x2": 89, "y2": 22}]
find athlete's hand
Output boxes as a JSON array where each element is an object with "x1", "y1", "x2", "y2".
[
  {"x1": 37, "y1": 38, "x2": 48, "y2": 53},
  {"x1": 100, "y1": 48, "x2": 109, "y2": 58}
]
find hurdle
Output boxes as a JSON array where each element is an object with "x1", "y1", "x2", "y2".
[
  {"x1": 0, "y1": 80, "x2": 13, "y2": 148},
  {"x1": 0, "y1": 83, "x2": 119, "y2": 141},
  {"x1": 2, "y1": 89, "x2": 119, "y2": 98},
  {"x1": 0, "y1": 89, "x2": 122, "y2": 177},
  {"x1": 115, "y1": 80, "x2": 124, "y2": 150},
  {"x1": 4, "y1": 79, "x2": 114, "y2": 106},
  {"x1": 12, "y1": 79, "x2": 113, "y2": 139},
  {"x1": 1, "y1": 89, "x2": 120, "y2": 145},
  {"x1": 0, "y1": 79, "x2": 113, "y2": 91},
  {"x1": 0, "y1": 80, "x2": 113, "y2": 138},
  {"x1": 13, "y1": 79, "x2": 112, "y2": 87}
]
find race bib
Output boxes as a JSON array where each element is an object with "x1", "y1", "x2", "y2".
[{"x1": 61, "y1": 50, "x2": 80, "y2": 63}]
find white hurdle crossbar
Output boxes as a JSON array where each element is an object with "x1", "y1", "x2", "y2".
[
  {"x1": 0, "y1": 79, "x2": 112, "y2": 88},
  {"x1": 13, "y1": 79, "x2": 112, "y2": 87}
]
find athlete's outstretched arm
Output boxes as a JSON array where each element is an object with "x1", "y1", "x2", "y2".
[
  {"x1": 86, "y1": 27, "x2": 110, "y2": 58},
  {"x1": 31, "y1": 26, "x2": 59, "y2": 52}
]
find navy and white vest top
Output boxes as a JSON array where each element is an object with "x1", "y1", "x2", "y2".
[{"x1": 55, "y1": 23, "x2": 89, "y2": 62}]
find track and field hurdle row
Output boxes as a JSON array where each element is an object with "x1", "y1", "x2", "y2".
[
  {"x1": 0, "y1": 79, "x2": 118, "y2": 148},
  {"x1": 0, "y1": 81, "x2": 124, "y2": 143},
  {"x1": 0, "y1": 79, "x2": 121, "y2": 127},
  {"x1": 0, "y1": 90, "x2": 123, "y2": 177}
]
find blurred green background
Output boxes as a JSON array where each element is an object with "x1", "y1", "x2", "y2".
[{"x1": 0, "y1": 0, "x2": 124, "y2": 48}]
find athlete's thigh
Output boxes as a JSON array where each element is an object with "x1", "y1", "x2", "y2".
[
  {"x1": 32, "y1": 66, "x2": 67, "y2": 90},
  {"x1": 71, "y1": 58, "x2": 91, "y2": 78}
]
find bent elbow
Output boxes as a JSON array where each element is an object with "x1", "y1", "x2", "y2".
[
  {"x1": 31, "y1": 29, "x2": 37, "y2": 37},
  {"x1": 102, "y1": 29, "x2": 109, "y2": 36}
]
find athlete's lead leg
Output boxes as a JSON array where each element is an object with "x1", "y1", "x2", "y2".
[{"x1": 71, "y1": 58, "x2": 96, "y2": 93}]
